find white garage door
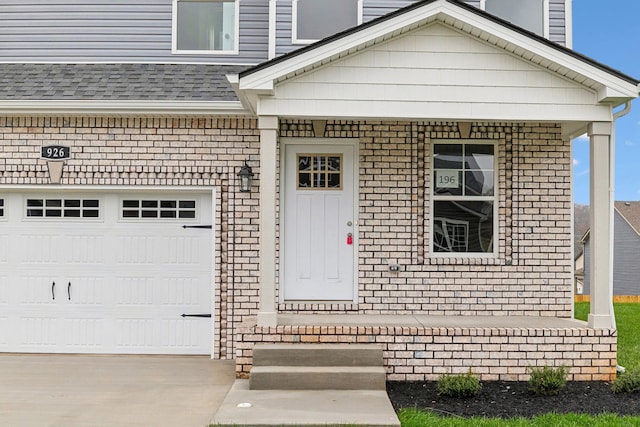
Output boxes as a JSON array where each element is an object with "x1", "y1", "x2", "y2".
[{"x1": 0, "y1": 191, "x2": 214, "y2": 355}]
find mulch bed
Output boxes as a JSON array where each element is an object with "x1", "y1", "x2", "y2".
[{"x1": 387, "y1": 381, "x2": 640, "y2": 418}]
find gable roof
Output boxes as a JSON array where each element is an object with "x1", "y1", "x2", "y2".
[
  {"x1": 581, "y1": 201, "x2": 640, "y2": 243},
  {"x1": 237, "y1": 0, "x2": 639, "y2": 107},
  {"x1": 614, "y1": 201, "x2": 640, "y2": 237},
  {"x1": 0, "y1": 64, "x2": 248, "y2": 114},
  {"x1": 242, "y1": 0, "x2": 637, "y2": 87}
]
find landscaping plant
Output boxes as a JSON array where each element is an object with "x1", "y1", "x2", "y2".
[
  {"x1": 436, "y1": 370, "x2": 482, "y2": 398},
  {"x1": 612, "y1": 367, "x2": 640, "y2": 394},
  {"x1": 528, "y1": 365, "x2": 568, "y2": 396}
]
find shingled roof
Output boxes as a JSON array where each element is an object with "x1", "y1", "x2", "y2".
[
  {"x1": 614, "y1": 201, "x2": 640, "y2": 236},
  {"x1": 0, "y1": 64, "x2": 247, "y2": 101}
]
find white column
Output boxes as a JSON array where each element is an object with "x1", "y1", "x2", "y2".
[
  {"x1": 257, "y1": 116, "x2": 279, "y2": 327},
  {"x1": 588, "y1": 121, "x2": 614, "y2": 329}
]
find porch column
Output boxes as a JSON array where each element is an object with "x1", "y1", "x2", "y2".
[
  {"x1": 257, "y1": 115, "x2": 279, "y2": 327},
  {"x1": 588, "y1": 121, "x2": 614, "y2": 329}
]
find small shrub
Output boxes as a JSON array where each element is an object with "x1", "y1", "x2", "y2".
[
  {"x1": 436, "y1": 370, "x2": 482, "y2": 398},
  {"x1": 612, "y1": 367, "x2": 640, "y2": 394},
  {"x1": 528, "y1": 365, "x2": 568, "y2": 396}
]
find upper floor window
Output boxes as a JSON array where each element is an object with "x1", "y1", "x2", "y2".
[
  {"x1": 483, "y1": 0, "x2": 548, "y2": 37},
  {"x1": 431, "y1": 142, "x2": 496, "y2": 256},
  {"x1": 172, "y1": 0, "x2": 239, "y2": 54},
  {"x1": 292, "y1": 0, "x2": 362, "y2": 44}
]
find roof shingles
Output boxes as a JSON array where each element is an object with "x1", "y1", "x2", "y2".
[{"x1": 0, "y1": 64, "x2": 248, "y2": 102}]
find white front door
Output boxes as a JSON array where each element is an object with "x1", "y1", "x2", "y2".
[
  {"x1": 283, "y1": 143, "x2": 356, "y2": 301},
  {"x1": 0, "y1": 191, "x2": 213, "y2": 355}
]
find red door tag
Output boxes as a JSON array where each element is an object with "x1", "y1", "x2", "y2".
[{"x1": 347, "y1": 234, "x2": 353, "y2": 245}]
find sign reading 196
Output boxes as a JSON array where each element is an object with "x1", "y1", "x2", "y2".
[
  {"x1": 436, "y1": 170, "x2": 460, "y2": 189},
  {"x1": 41, "y1": 145, "x2": 71, "y2": 160}
]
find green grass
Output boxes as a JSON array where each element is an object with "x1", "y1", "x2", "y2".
[
  {"x1": 575, "y1": 302, "x2": 640, "y2": 370},
  {"x1": 399, "y1": 409, "x2": 640, "y2": 427}
]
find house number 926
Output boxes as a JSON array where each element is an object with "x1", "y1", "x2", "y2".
[{"x1": 41, "y1": 145, "x2": 71, "y2": 160}]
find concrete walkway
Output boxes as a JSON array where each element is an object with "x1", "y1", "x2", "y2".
[
  {"x1": 212, "y1": 380, "x2": 401, "y2": 427},
  {"x1": 0, "y1": 354, "x2": 235, "y2": 427}
]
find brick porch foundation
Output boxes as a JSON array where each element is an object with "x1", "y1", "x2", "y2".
[{"x1": 236, "y1": 323, "x2": 617, "y2": 381}]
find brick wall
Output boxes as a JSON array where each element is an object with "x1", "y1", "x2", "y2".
[
  {"x1": 278, "y1": 120, "x2": 574, "y2": 317},
  {"x1": 236, "y1": 325, "x2": 617, "y2": 381},
  {"x1": 0, "y1": 116, "x2": 260, "y2": 359},
  {"x1": 0, "y1": 117, "x2": 576, "y2": 363}
]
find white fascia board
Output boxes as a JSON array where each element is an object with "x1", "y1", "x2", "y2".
[
  {"x1": 227, "y1": 73, "x2": 257, "y2": 114},
  {"x1": 241, "y1": 0, "x2": 638, "y2": 102},
  {"x1": 0, "y1": 100, "x2": 249, "y2": 115}
]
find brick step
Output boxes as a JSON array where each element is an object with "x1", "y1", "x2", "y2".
[
  {"x1": 252, "y1": 343, "x2": 383, "y2": 367},
  {"x1": 249, "y1": 366, "x2": 387, "y2": 390}
]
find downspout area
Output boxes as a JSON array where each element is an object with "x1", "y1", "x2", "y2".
[{"x1": 608, "y1": 101, "x2": 632, "y2": 331}]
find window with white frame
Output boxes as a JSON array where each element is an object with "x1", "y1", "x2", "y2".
[
  {"x1": 432, "y1": 142, "x2": 496, "y2": 255},
  {"x1": 0, "y1": 198, "x2": 4, "y2": 218},
  {"x1": 121, "y1": 199, "x2": 197, "y2": 220},
  {"x1": 483, "y1": 0, "x2": 547, "y2": 37},
  {"x1": 26, "y1": 199, "x2": 100, "y2": 219},
  {"x1": 293, "y1": 0, "x2": 361, "y2": 44},
  {"x1": 173, "y1": 0, "x2": 238, "y2": 53}
]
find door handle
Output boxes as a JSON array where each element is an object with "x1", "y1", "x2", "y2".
[
  {"x1": 68, "y1": 282, "x2": 71, "y2": 301},
  {"x1": 52, "y1": 281, "x2": 56, "y2": 300}
]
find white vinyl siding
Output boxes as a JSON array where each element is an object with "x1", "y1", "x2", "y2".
[
  {"x1": 0, "y1": 0, "x2": 268, "y2": 64},
  {"x1": 262, "y1": 23, "x2": 605, "y2": 121}
]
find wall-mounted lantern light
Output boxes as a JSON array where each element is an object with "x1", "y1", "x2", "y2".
[{"x1": 237, "y1": 161, "x2": 254, "y2": 193}]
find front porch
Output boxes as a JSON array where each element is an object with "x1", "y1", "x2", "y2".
[{"x1": 236, "y1": 314, "x2": 616, "y2": 381}]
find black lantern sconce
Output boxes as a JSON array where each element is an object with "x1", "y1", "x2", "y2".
[{"x1": 237, "y1": 161, "x2": 254, "y2": 193}]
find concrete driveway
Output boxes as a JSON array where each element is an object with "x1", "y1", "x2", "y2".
[{"x1": 0, "y1": 354, "x2": 235, "y2": 427}]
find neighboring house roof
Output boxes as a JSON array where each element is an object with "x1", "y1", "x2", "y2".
[
  {"x1": 580, "y1": 201, "x2": 640, "y2": 243},
  {"x1": 614, "y1": 201, "x2": 640, "y2": 236},
  {"x1": 0, "y1": 64, "x2": 249, "y2": 114}
]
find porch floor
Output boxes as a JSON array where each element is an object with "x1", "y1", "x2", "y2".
[{"x1": 277, "y1": 314, "x2": 589, "y2": 329}]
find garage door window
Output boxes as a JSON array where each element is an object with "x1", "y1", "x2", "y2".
[
  {"x1": 26, "y1": 199, "x2": 100, "y2": 218},
  {"x1": 0, "y1": 198, "x2": 4, "y2": 217},
  {"x1": 122, "y1": 199, "x2": 197, "y2": 219}
]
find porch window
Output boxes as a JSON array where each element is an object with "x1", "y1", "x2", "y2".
[
  {"x1": 431, "y1": 142, "x2": 496, "y2": 255},
  {"x1": 173, "y1": 0, "x2": 238, "y2": 53},
  {"x1": 292, "y1": 0, "x2": 361, "y2": 44},
  {"x1": 483, "y1": 0, "x2": 547, "y2": 37}
]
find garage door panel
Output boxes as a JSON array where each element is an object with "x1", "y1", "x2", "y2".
[
  {"x1": 20, "y1": 276, "x2": 60, "y2": 306},
  {"x1": 116, "y1": 235, "x2": 159, "y2": 265},
  {"x1": 160, "y1": 318, "x2": 210, "y2": 352},
  {"x1": 65, "y1": 276, "x2": 105, "y2": 306},
  {"x1": 3, "y1": 190, "x2": 214, "y2": 355},
  {"x1": 64, "y1": 235, "x2": 106, "y2": 265},
  {"x1": 20, "y1": 317, "x2": 61, "y2": 348},
  {"x1": 115, "y1": 277, "x2": 155, "y2": 306},
  {"x1": 62, "y1": 317, "x2": 106, "y2": 350}
]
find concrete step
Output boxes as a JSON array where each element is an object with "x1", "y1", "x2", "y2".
[
  {"x1": 252, "y1": 343, "x2": 383, "y2": 367},
  {"x1": 249, "y1": 366, "x2": 387, "y2": 390}
]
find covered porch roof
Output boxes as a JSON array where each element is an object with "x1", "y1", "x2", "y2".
[{"x1": 232, "y1": 0, "x2": 639, "y2": 139}]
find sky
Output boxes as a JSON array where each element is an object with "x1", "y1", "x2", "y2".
[{"x1": 571, "y1": 0, "x2": 640, "y2": 205}]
